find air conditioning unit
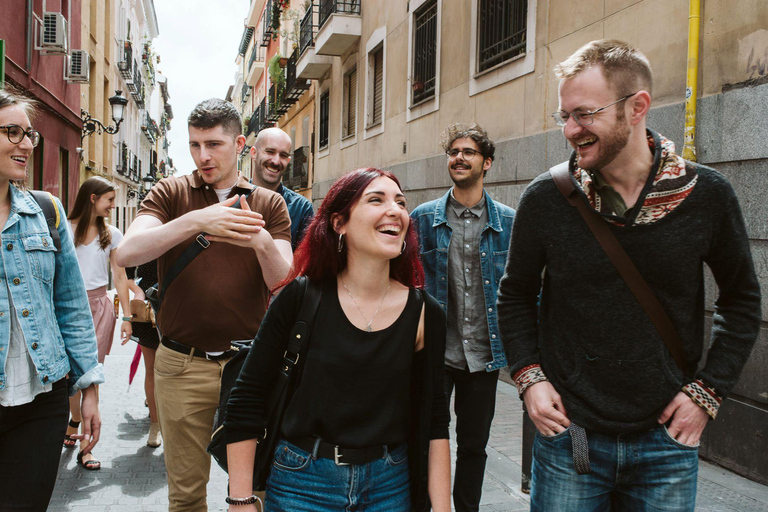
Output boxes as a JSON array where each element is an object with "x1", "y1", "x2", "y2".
[
  {"x1": 36, "y1": 12, "x2": 68, "y2": 54},
  {"x1": 66, "y1": 50, "x2": 90, "y2": 83}
]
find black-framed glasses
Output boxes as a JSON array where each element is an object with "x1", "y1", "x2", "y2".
[
  {"x1": 552, "y1": 92, "x2": 638, "y2": 127},
  {"x1": 0, "y1": 124, "x2": 41, "y2": 147},
  {"x1": 446, "y1": 148, "x2": 482, "y2": 159}
]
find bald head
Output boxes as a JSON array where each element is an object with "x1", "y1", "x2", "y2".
[{"x1": 250, "y1": 128, "x2": 293, "y2": 190}]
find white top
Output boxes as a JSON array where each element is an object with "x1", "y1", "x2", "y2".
[
  {"x1": 0, "y1": 282, "x2": 51, "y2": 406},
  {"x1": 71, "y1": 223, "x2": 123, "y2": 290},
  {"x1": 215, "y1": 186, "x2": 233, "y2": 203}
]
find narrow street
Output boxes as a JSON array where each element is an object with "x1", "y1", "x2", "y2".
[{"x1": 47, "y1": 321, "x2": 768, "y2": 511}]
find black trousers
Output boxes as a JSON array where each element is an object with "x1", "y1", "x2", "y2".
[
  {"x1": 444, "y1": 366, "x2": 499, "y2": 512},
  {"x1": 0, "y1": 379, "x2": 70, "y2": 512}
]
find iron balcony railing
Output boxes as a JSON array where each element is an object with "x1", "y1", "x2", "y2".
[
  {"x1": 116, "y1": 142, "x2": 129, "y2": 175},
  {"x1": 141, "y1": 111, "x2": 158, "y2": 144},
  {"x1": 285, "y1": 48, "x2": 310, "y2": 101},
  {"x1": 247, "y1": 106, "x2": 261, "y2": 137},
  {"x1": 242, "y1": 84, "x2": 252, "y2": 105},
  {"x1": 299, "y1": 4, "x2": 316, "y2": 56},
  {"x1": 478, "y1": 0, "x2": 527, "y2": 73},
  {"x1": 150, "y1": 163, "x2": 158, "y2": 179},
  {"x1": 283, "y1": 145, "x2": 310, "y2": 190},
  {"x1": 118, "y1": 41, "x2": 133, "y2": 80},
  {"x1": 318, "y1": 0, "x2": 361, "y2": 31},
  {"x1": 249, "y1": 44, "x2": 265, "y2": 72},
  {"x1": 262, "y1": 0, "x2": 275, "y2": 47}
]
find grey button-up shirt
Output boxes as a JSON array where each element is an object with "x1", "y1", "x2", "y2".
[{"x1": 445, "y1": 192, "x2": 493, "y2": 372}]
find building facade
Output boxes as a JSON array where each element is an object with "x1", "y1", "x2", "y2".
[
  {"x1": 1, "y1": 0, "x2": 84, "y2": 210},
  {"x1": 302, "y1": 0, "x2": 768, "y2": 485},
  {"x1": 233, "y1": 0, "x2": 315, "y2": 198}
]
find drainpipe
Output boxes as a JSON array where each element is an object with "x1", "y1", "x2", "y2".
[{"x1": 683, "y1": 0, "x2": 701, "y2": 162}]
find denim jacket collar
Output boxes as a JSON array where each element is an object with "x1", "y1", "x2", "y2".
[{"x1": 433, "y1": 188, "x2": 505, "y2": 233}]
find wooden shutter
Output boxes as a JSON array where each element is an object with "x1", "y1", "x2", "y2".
[
  {"x1": 372, "y1": 48, "x2": 383, "y2": 126},
  {"x1": 344, "y1": 68, "x2": 357, "y2": 137}
]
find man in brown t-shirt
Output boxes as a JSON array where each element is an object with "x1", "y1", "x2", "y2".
[{"x1": 116, "y1": 99, "x2": 292, "y2": 512}]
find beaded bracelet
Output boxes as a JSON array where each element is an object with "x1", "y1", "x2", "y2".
[
  {"x1": 122, "y1": 316, "x2": 132, "y2": 322},
  {"x1": 225, "y1": 495, "x2": 261, "y2": 506}
]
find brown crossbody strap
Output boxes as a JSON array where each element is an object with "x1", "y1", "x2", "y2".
[{"x1": 550, "y1": 163, "x2": 693, "y2": 378}]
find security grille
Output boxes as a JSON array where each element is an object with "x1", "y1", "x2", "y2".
[
  {"x1": 478, "y1": 0, "x2": 527, "y2": 73},
  {"x1": 342, "y1": 68, "x2": 357, "y2": 138},
  {"x1": 370, "y1": 47, "x2": 383, "y2": 127},
  {"x1": 319, "y1": 91, "x2": 330, "y2": 149},
  {"x1": 412, "y1": 0, "x2": 437, "y2": 105}
]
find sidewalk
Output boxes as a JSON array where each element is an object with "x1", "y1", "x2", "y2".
[{"x1": 49, "y1": 336, "x2": 768, "y2": 511}]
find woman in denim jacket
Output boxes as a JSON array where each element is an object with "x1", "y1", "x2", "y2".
[{"x1": 0, "y1": 87, "x2": 104, "y2": 510}]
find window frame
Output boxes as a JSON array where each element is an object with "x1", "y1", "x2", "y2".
[
  {"x1": 341, "y1": 54, "x2": 358, "y2": 148},
  {"x1": 468, "y1": 0, "x2": 536, "y2": 97},
  {"x1": 407, "y1": 0, "x2": 441, "y2": 123},
  {"x1": 363, "y1": 27, "x2": 386, "y2": 140}
]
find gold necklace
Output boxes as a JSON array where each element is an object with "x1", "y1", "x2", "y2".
[{"x1": 340, "y1": 278, "x2": 391, "y2": 332}]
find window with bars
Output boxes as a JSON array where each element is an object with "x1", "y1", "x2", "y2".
[
  {"x1": 367, "y1": 46, "x2": 384, "y2": 128},
  {"x1": 477, "y1": 0, "x2": 527, "y2": 73},
  {"x1": 319, "y1": 90, "x2": 330, "y2": 149},
  {"x1": 342, "y1": 67, "x2": 357, "y2": 139},
  {"x1": 412, "y1": 0, "x2": 438, "y2": 106}
]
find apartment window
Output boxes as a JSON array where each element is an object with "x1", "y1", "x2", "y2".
[
  {"x1": 342, "y1": 67, "x2": 357, "y2": 139},
  {"x1": 412, "y1": 1, "x2": 437, "y2": 105},
  {"x1": 319, "y1": 90, "x2": 330, "y2": 149},
  {"x1": 367, "y1": 46, "x2": 384, "y2": 128},
  {"x1": 477, "y1": 0, "x2": 528, "y2": 73}
]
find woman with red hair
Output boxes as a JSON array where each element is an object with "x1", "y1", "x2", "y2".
[{"x1": 222, "y1": 168, "x2": 451, "y2": 511}]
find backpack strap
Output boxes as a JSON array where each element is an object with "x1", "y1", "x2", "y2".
[{"x1": 29, "y1": 190, "x2": 62, "y2": 252}]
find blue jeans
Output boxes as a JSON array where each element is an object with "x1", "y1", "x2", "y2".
[
  {"x1": 531, "y1": 425, "x2": 699, "y2": 512},
  {"x1": 265, "y1": 439, "x2": 411, "y2": 511}
]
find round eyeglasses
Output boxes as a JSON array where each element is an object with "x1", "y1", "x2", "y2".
[
  {"x1": 552, "y1": 92, "x2": 638, "y2": 127},
  {"x1": 0, "y1": 124, "x2": 41, "y2": 147},
  {"x1": 446, "y1": 148, "x2": 482, "y2": 159}
]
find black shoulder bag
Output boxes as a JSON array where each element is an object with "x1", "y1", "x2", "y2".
[{"x1": 207, "y1": 276, "x2": 322, "y2": 491}]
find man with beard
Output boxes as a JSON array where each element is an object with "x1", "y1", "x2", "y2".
[
  {"x1": 411, "y1": 123, "x2": 515, "y2": 512},
  {"x1": 497, "y1": 40, "x2": 760, "y2": 511},
  {"x1": 250, "y1": 127, "x2": 313, "y2": 249}
]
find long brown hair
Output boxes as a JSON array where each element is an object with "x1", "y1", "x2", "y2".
[
  {"x1": 279, "y1": 168, "x2": 424, "y2": 289},
  {"x1": 68, "y1": 176, "x2": 116, "y2": 249}
]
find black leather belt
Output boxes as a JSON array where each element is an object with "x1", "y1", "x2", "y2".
[
  {"x1": 290, "y1": 437, "x2": 395, "y2": 466},
  {"x1": 160, "y1": 337, "x2": 236, "y2": 361}
]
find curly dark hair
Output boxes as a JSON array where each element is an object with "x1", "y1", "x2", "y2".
[{"x1": 440, "y1": 123, "x2": 495, "y2": 161}]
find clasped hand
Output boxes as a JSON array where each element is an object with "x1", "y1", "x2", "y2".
[{"x1": 195, "y1": 195, "x2": 265, "y2": 244}]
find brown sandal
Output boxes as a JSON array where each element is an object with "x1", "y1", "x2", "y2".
[
  {"x1": 77, "y1": 451, "x2": 101, "y2": 471},
  {"x1": 63, "y1": 419, "x2": 80, "y2": 448}
]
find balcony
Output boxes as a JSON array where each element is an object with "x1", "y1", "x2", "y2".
[
  {"x1": 245, "y1": 45, "x2": 266, "y2": 86},
  {"x1": 283, "y1": 146, "x2": 310, "y2": 190},
  {"x1": 116, "y1": 142, "x2": 129, "y2": 175},
  {"x1": 296, "y1": 5, "x2": 333, "y2": 80},
  {"x1": 261, "y1": 0, "x2": 275, "y2": 47},
  {"x1": 241, "y1": 84, "x2": 252, "y2": 105},
  {"x1": 315, "y1": 0, "x2": 361, "y2": 56},
  {"x1": 141, "y1": 111, "x2": 159, "y2": 144},
  {"x1": 285, "y1": 48, "x2": 310, "y2": 102},
  {"x1": 266, "y1": 84, "x2": 284, "y2": 123},
  {"x1": 246, "y1": 0, "x2": 268, "y2": 28},
  {"x1": 118, "y1": 41, "x2": 133, "y2": 80}
]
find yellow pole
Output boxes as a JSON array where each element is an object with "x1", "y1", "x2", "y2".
[{"x1": 683, "y1": 0, "x2": 701, "y2": 162}]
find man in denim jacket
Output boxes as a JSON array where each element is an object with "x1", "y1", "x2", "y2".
[{"x1": 411, "y1": 123, "x2": 515, "y2": 512}]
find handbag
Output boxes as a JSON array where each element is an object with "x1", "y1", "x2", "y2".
[
  {"x1": 129, "y1": 299, "x2": 156, "y2": 326},
  {"x1": 550, "y1": 163, "x2": 694, "y2": 377},
  {"x1": 207, "y1": 276, "x2": 322, "y2": 491}
]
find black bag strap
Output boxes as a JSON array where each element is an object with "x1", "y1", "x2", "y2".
[
  {"x1": 550, "y1": 162, "x2": 693, "y2": 378},
  {"x1": 29, "y1": 190, "x2": 62, "y2": 252},
  {"x1": 156, "y1": 187, "x2": 257, "y2": 307},
  {"x1": 281, "y1": 276, "x2": 322, "y2": 377}
]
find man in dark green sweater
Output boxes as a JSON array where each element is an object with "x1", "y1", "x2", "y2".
[{"x1": 497, "y1": 40, "x2": 761, "y2": 511}]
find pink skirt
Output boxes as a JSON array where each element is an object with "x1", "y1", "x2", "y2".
[{"x1": 88, "y1": 286, "x2": 117, "y2": 364}]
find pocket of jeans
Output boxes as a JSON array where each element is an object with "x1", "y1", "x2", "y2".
[
  {"x1": 385, "y1": 444, "x2": 408, "y2": 466},
  {"x1": 154, "y1": 347, "x2": 189, "y2": 376},
  {"x1": 660, "y1": 425, "x2": 700, "y2": 450},
  {"x1": 272, "y1": 441, "x2": 312, "y2": 471},
  {"x1": 538, "y1": 426, "x2": 571, "y2": 442}
]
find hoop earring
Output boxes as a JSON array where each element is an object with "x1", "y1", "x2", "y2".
[
  {"x1": 337, "y1": 233, "x2": 345, "y2": 253},
  {"x1": 401, "y1": 240, "x2": 406, "y2": 255}
]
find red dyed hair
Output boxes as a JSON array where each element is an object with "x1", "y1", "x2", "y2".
[{"x1": 280, "y1": 168, "x2": 424, "y2": 289}]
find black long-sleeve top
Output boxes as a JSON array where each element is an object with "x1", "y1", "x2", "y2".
[{"x1": 224, "y1": 278, "x2": 450, "y2": 512}]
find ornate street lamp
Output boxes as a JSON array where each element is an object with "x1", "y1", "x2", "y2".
[{"x1": 80, "y1": 90, "x2": 129, "y2": 143}]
